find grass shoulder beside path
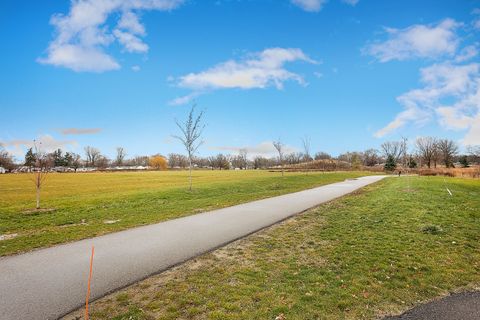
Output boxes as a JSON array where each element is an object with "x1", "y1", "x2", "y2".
[
  {"x1": 65, "y1": 176, "x2": 480, "y2": 320},
  {"x1": 0, "y1": 170, "x2": 370, "y2": 256}
]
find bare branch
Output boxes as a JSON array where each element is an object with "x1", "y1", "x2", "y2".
[{"x1": 173, "y1": 104, "x2": 206, "y2": 190}]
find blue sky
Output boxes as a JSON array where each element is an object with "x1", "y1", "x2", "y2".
[{"x1": 1, "y1": 0, "x2": 479, "y2": 160}]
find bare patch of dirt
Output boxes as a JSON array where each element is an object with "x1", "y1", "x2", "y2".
[
  {"x1": 0, "y1": 233, "x2": 18, "y2": 241},
  {"x1": 103, "y1": 219, "x2": 121, "y2": 224}
]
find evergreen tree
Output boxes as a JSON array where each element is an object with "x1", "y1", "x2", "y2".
[
  {"x1": 25, "y1": 147, "x2": 36, "y2": 167},
  {"x1": 52, "y1": 149, "x2": 66, "y2": 167},
  {"x1": 64, "y1": 152, "x2": 74, "y2": 167},
  {"x1": 459, "y1": 155, "x2": 469, "y2": 168},
  {"x1": 384, "y1": 154, "x2": 396, "y2": 172}
]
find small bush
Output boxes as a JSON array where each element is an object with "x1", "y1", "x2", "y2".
[{"x1": 422, "y1": 225, "x2": 443, "y2": 235}]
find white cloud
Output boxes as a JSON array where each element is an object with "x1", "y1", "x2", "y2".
[
  {"x1": 168, "y1": 92, "x2": 201, "y2": 106},
  {"x1": 364, "y1": 19, "x2": 461, "y2": 62},
  {"x1": 131, "y1": 65, "x2": 141, "y2": 72},
  {"x1": 375, "y1": 63, "x2": 480, "y2": 145},
  {"x1": 0, "y1": 135, "x2": 78, "y2": 157},
  {"x1": 59, "y1": 128, "x2": 102, "y2": 135},
  {"x1": 212, "y1": 141, "x2": 298, "y2": 158},
  {"x1": 374, "y1": 107, "x2": 428, "y2": 138},
  {"x1": 171, "y1": 48, "x2": 316, "y2": 104},
  {"x1": 462, "y1": 114, "x2": 480, "y2": 145},
  {"x1": 38, "y1": 44, "x2": 121, "y2": 72},
  {"x1": 38, "y1": 0, "x2": 184, "y2": 72},
  {"x1": 113, "y1": 29, "x2": 149, "y2": 53},
  {"x1": 179, "y1": 48, "x2": 316, "y2": 90},
  {"x1": 117, "y1": 10, "x2": 146, "y2": 35},
  {"x1": 455, "y1": 45, "x2": 478, "y2": 62},
  {"x1": 291, "y1": 0, "x2": 326, "y2": 12},
  {"x1": 342, "y1": 0, "x2": 359, "y2": 6}
]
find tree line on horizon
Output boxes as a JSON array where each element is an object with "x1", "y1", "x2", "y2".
[{"x1": 1, "y1": 136, "x2": 479, "y2": 173}]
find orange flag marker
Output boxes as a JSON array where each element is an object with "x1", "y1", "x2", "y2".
[{"x1": 85, "y1": 246, "x2": 95, "y2": 320}]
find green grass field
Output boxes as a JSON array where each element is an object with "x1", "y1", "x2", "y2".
[
  {"x1": 0, "y1": 170, "x2": 370, "y2": 256},
  {"x1": 64, "y1": 176, "x2": 480, "y2": 320}
]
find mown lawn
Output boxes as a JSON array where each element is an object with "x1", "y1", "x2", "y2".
[
  {"x1": 66, "y1": 176, "x2": 480, "y2": 320},
  {"x1": 0, "y1": 170, "x2": 370, "y2": 256}
]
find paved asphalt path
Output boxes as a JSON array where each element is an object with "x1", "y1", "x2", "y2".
[
  {"x1": 0, "y1": 175, "x2": 385, "y2": 320},
  {"x1": 384, "y1": 291, "x2": 480, "y2": 320}
]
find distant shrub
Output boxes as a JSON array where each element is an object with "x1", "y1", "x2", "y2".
[
  {"x1": 384, "y1": 155, "x2": 396, "y2": 172},
  {"x1": 149, "y1": 155, "x2": 168, "y2": 170}
]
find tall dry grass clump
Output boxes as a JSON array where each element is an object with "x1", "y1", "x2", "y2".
[{"x1": 416, "y1": 166, "x2": 480, "y2": 178}]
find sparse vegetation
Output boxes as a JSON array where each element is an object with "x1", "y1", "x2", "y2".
[{"x1": 64, "y1": 176, "x2": 480, "y2": 320}]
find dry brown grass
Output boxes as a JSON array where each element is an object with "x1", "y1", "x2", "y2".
[
  {"x1": 282, "y1": 159, "x2": 359, "y2": 172},
  {"x1": 416, "y1": 166, "x2": 480, "y2": 178}
]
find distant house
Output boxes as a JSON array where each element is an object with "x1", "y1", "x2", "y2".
[{"x1": 0, "y1": 167, "x2": 6, "y2": 174}]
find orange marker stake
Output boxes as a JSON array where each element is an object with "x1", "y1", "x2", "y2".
[{"x1": 85, "y1": 246, "x2": 95, "y2": 320}]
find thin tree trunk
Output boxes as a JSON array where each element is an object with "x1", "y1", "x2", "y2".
[
  {"x1": 188, "y1": 157, "x2": 192, "y2": 191},
  {"x1": 36, "y1": 173, "x2": 40, "y2": 209}
]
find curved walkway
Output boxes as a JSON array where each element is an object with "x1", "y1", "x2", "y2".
[
  {"x1": 0, "y1": 175, "x2": 385, "y2": 320},
  {"x1": 385, "y1": 291, "x2": 480, "y2": 320}
]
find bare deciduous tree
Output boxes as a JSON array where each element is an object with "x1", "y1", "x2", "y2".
[
  {"x1": 437, "y1": 139, "x2": 458, "y2": 168},
  {"x1": 115, "y1": 147, "x2": 127, "y2": 166},
  {"x1": 96, "y1": 156, "x2": 110, "y2": 169},
  {"x1": 238, "y1": 148, "x2": 248, "y2": 169},
  {"x1": 301, "y1": 135, "x2": 311, "y2": 161},
  {"x1": 400, "y1": 136, "x2": 408, "y2": 168},
  {"x1": 84, "y1": 146, "x2": 101, "y2": 167},
  {"x1": 314, "y1": 152, "x2": 331, "y2": 160},
  {"x1": 71, "y1": 153, "x2": 81, "y2": 172},
  {"x1": 381, "y1": 140, "x2": 406, "y2": 164},
  {"x1": 30, "y1": 140, "x2": 49, "y2": 209},
  {"x1": 173, "y1": 105, "x2": 205, "y2": 191},
  {"x1": 416, "y1": 137, "x2": 438, "y2": 168},
  {"x1": 273, "y1": 139, "x2": 285, "y2": 176},
  {"x1": 0, "y1": 146, "x2": 15, "y2": 171},
  {"x1": 467, "y1": 145, "x2": 480, "y2": 163},
  {"x1": 363, "y1": 148, "x2": 379, "y2": 167},
  {"x1": 168, "y1": 153, "x2": 188, "y2": 168}
]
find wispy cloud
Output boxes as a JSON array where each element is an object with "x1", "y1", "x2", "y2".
[
  {"x1": 169, "y1": 92, "x2": 201, "y2": 106},
  {"x1": 171, "y1": 47, "x2": 317, "y2": 105},
  {"x1": 291, "y1": 0, "x2": 327, "y2": 12},
  {"x1": 291, "y1": 0, "x2": 360, "y2": 12},
  {"x1": 472, "y1": 8, "x2": 480, "y2": 30},
  {"x1": 375, "y1": 62, "x2": 480, "y2": 145},
  {"x1": 59, "y1": 128, "x2": 102, "y2": 135},
  {"x1": 38, "y1": 0, "x2": 184, "y2": 72},
  {"x1": 454, "y1": 45, "x2": 478, "y2": 63},
  {"x1": 363, "y1": 19, "x2": 461, "y2": 62},
  {"x1": 366, "y1": 15, "x2": 480, "y2": 145}
]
